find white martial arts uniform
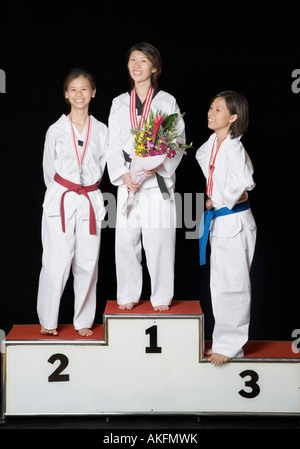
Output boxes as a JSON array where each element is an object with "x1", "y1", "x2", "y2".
[
  {"x1": 196, "y1": 133, "x2": 257, "y2": 358},
  {"x1": 37, "y1": 114, "x2": 108, "y2": 330},
  {"x1": 107, "y1": 90, "x2": 185, "y2": 307}
]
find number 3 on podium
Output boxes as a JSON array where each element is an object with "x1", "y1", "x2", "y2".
[{"x1": 239, "y1": 370, "x2": 260, "y2": 399}]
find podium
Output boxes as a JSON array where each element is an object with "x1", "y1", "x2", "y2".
[{"x1": 1, "y1": 301, "x2": 300, "y2": 420}]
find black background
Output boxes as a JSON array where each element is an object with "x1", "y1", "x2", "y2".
[{"x1": 1, "y1": 3, "x2": 299, "y2": 344}]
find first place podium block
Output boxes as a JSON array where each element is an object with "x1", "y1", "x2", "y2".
[{"x1": 1, "y1": 300, "x2": 300, "y2": 419}]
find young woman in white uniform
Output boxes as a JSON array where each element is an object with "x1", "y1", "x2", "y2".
[
  {"x1": 108, "y1": 42, "x2": 185, "y2": 311},
  {"x1": 196, "y1": 91, "x2": 256, "y2": 364},
  {"x1": 37, "y1": 69, "x2": 108, "y2": 336}
]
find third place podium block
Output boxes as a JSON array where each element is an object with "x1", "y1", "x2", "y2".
[{"x1": 1, "y1": 301, "x2": 300, "y2": 419}]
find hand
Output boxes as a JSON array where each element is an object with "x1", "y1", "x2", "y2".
[
  {"x1": 206, "y1": 198, "x2": 213, "y2": 210},
  {"x1": 239, "y1": 191, "x2": 247, "y2": 202},
  {"x1": 122, "y1": 172, "x2": 139, "y2": 191},
  {"x1": 143, "y1": 163, "x2": 164, "y2": 177}
]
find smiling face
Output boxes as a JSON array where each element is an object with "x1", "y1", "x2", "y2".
[
  {"x1": 65, "y1": 76, "x2": 96, "y2": 110},
  {"x1": 127, "y1": 50, "x2": 157, "y2": 86},
  {"x1": 207, "y1": 97, "x2": 237, "y2": 139}
]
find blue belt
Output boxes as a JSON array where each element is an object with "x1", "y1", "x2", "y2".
[{"x1": 199, "y1": 200, "x2": 250, "y2": 265}]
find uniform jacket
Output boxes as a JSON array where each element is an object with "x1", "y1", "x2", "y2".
[
  {"x1": 107, "y1": 90, "x2": 185, "y2": 192},
  {"x1": 196, "y1": 133, "x2": 256, "y2": 239},
  {"x1": 42, "y1": 114, "x2": 108, "y2": 221}
]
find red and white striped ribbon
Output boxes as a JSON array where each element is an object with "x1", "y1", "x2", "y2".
[
  {"x1": 129, "y1": 86, "x2": 154, "y2": 129},
  {"x1": 207, "y1": 135, "x2": 227, "y2": 197},
  {"x1": 68, "y1": 114, "x2": 91, "y2": 177}
]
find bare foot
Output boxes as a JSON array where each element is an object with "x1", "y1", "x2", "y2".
[
  {"x1": 78, "y1": 328, "x2": 93, "y2": 337},
  {"x1": 118, "y1": 302, "x2": 136, "y2": 310},
  {"x1": 41, "y1": 326, "x2": 58, "y2": 336},
  {"x1": 205, "y1": 348, "x2": 213, "y2": 356},
  {"x1": 209, "y1": 353, "x2": 231, "y2": 364},
  {"x1": 153, "y1": 305, "x2": 169, "y2": 311}
]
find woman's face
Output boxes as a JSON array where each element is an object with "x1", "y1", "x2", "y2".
[
  {"x1": 65, "y1": 76, "x2": 96, "y2": 109},
  {"x1": 128, "y1": 50, "x2": 156, "y2": 85},
  {"x1": 207, "y1": 97, "x2": 237, "y2": 135}
]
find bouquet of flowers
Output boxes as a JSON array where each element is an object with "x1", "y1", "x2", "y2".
[{"x1": 122, "y1": 111, "x2": 192, "y2": 215}]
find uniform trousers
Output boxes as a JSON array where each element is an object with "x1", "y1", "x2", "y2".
[
  {"x1": 37, "y1": 207, "x2": 101, "y2": 330},
  {"x1": 116, "y1": 186, "x2": 176, "y2": 307},
  {"x1": 210, "y1": 214, "x2": 256, "y2": 358}
]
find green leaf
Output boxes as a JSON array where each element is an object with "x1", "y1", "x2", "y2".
[
  {"x1": 180, "y1": 142, "x2": 193, "y2": 150},
  {"x1": 162, "y1": 113, "x2": 178, "y2": 131},
  {"x1": 148, "y1": 109, "x2": 154, "y2": 126}
]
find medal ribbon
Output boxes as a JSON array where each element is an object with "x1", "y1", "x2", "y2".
[
  {"x1": 207, "y1": 135, "x2": 227, "y2": 197},
  {"x1": 68, "y1": 114, "x2": 91, "y2": 184},
  {"x1": 129, "y1": 86, "x2": 155, "y2": 129}
]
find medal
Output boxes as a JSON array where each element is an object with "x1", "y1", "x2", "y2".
[{"x1": 68, "y1": 114, "x2": 91, "y2": 186}]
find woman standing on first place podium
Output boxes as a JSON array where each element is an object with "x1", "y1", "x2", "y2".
[
  {"x1": 37, "y1": 69, "x2": 108, "y2": 337},
  {"x1": 107, "y1": 42, "x2": 186, "y2": 311}
]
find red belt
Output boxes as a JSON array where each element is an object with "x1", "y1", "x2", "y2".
[{"x1": 54, "y1": 173, "x2": 99, "y2": 235}]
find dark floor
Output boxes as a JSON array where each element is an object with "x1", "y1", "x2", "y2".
[{"x1": 1, "y1": 414, "x2": 300, "y2": 429}]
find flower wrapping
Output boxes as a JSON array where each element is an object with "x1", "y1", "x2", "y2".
[{"x1": 122, "y1": 111, "x2": 192, "y2": 216}]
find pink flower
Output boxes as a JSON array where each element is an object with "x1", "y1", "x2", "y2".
[
  {"x1": 158, "y1": 142, "x2": 168, "y2": 152},
  {"x1": 146, "y1": 141, "x2": 155, "y2": 151},
  {"x1": 148, "y1": 149, "x2": 159, "y2": 156},
  {"x1": 167, "y1": 149, "x2": 177, "y2": 158}
]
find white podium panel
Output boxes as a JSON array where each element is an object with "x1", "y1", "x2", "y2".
[{"x1": 2, "y1": 301, "x2": 300, "y2": 417}]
